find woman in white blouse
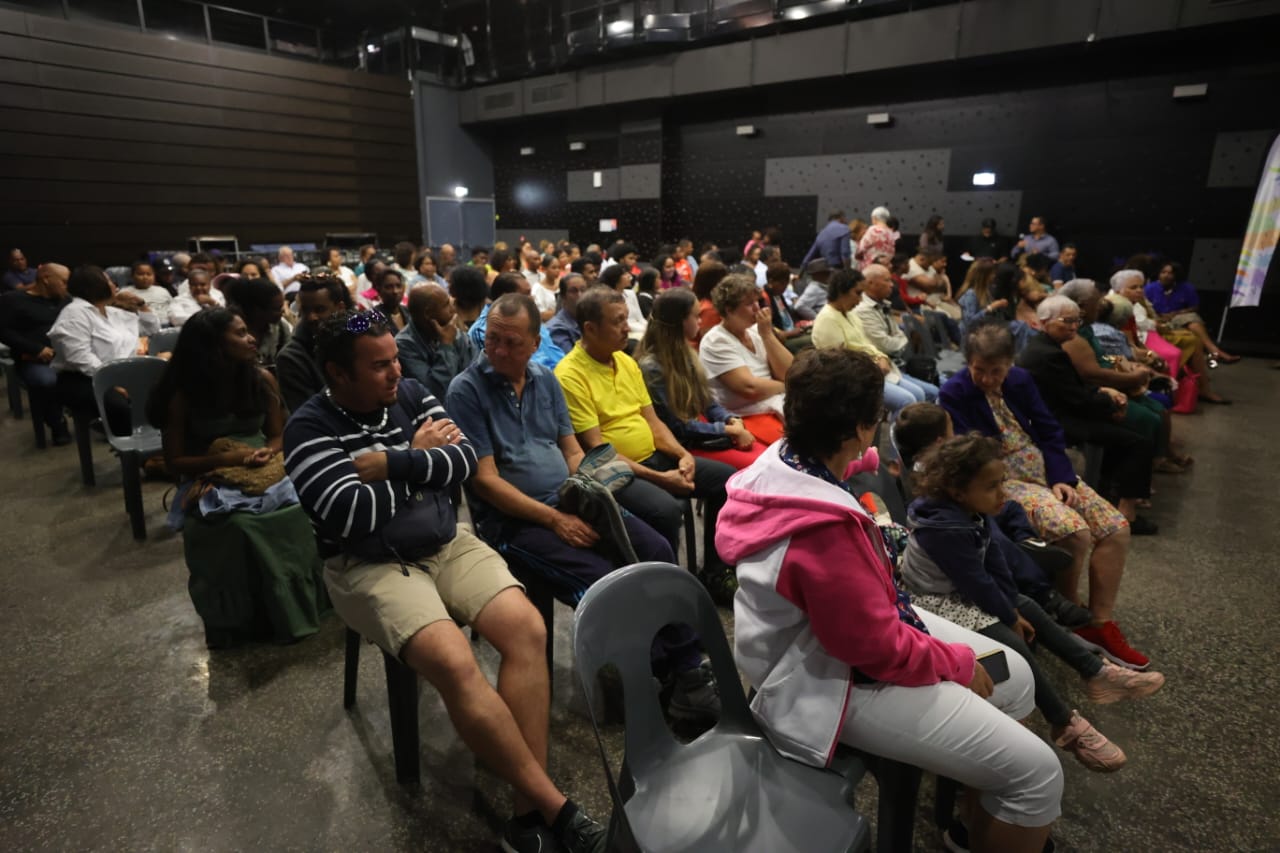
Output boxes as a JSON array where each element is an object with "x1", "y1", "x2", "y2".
[
  {"x1": 600, "y1": 263, "x2": 646, "y2": 342},
  {"x1": 50, "y1": 265, "x2": 143, "y2": 435},
  {"x1": 531, "y1": 253, "x2": 561, "y2": 322},
  {"x1": 697, "y1": 273, "x2": 792, "y2": 445}
]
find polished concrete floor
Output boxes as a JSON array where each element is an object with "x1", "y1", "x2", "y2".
[{"x1": 1, "y1": 362, "x2": 1278, "y2": 852}]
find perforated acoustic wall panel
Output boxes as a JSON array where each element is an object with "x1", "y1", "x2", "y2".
[
  {"x1": 764, "y1": 150, "x2": 1023, "y2": 235},
  {"x1": 1208, "y1": 130, "x2": 1279, "y2": 189}
]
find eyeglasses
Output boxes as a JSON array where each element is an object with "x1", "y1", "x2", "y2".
[
  {"x1": 345, "y1": 310, "x2": 388, "y2": 334},
  {"x1": 1056, "y1": 316, "x2": 1083, "y2": 326}
]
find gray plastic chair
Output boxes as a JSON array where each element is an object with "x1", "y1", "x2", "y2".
[
  {"x1": 573, "y1": 562, "x2": 872, "y2": 853},
  {"x1": 91, "y1": 356, "x2": 168, "y2": 539},
  {"x1": 0, "y1": 343, "x2": 21, "y2": 419},
  {"x1": 148, "y1": 328, "x2": 181, "y2": 357}
]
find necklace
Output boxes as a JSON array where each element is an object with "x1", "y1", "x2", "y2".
[{"x1": 324, "y1": 388, "x2": 389, "y2": 432}]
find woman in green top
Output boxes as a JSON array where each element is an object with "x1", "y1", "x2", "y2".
[{"x1": 148, "y1": 308, "x2": 326, "y2": 647}]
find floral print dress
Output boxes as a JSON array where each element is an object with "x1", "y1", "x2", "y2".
[{"x1": 986, "y1": 392, "x2": 1127, "y2": 543}]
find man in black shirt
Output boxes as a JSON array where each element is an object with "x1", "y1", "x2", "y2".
[
  {"x1": 0, "y1": 263, "x2": 71, "y2": 443},
  {"x1": 968, "y1": 218, "x2": 1014, "y2": 262}
]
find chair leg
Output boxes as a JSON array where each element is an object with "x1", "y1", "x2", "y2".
[
  {"x1": 120, "y1": 451, "x2": 146, "y2": 540},
  {"x1": 382, "y1": 650, "x2": 420, "y2": 785},
  {"x1": 934, "y1": 776, "x2": 960, "y2": 832},
  {"x1": 73, "y1": 416, "x2": 95, "y2": 486},
  {"x1": 343, "y1": 627, "x2": 360, "y2": 709},
  {"x1": 5, "y1": 367, "x2": 23, "y2": 418},
  {"x1": 31, "y1": 404, "x2": 46, "y2": 449},
  {"x1": 870, "y1": 758, "x2": 922, "y2": 853},
  {"x1": 682, "y1": 500, "x2": 698, "y2": 572}
]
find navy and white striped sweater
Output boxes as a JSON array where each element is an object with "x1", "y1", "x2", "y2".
[{"x1": 283, "y1": 378, "x2": 476, "y2": 556}]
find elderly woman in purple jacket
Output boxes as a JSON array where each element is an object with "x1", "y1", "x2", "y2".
[{"x1": 938, "y1": 323, "x2": 1153, "y2": 672}]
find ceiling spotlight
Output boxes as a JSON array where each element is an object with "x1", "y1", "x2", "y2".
[
  {"x1": 972, "y1": 172, "x2": 997, "y2": 187},
  {"x1": 867, "y1": 112, "x2": 892, "y2": 126},
  {"x1": 569, "y1": 141, "x2": 586, "y2": 151},
  {"x1": 520, "y1": 146, "x2": 535, "y2": 156},
  {"x1": 365, "y1": 43, "x2": 381, "y2": 54},
  {"x1": 453, "y1": 185, "x2": 469, "y2": 198}
]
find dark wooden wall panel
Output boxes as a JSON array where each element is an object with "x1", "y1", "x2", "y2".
[{"x1": 0, "y1": 9, "x2": 419, "y2": 266}]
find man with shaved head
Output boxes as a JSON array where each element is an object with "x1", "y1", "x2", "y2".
[
  {"x1": 0, "y1": 263, "x2": 72, "y2": 444},
  {"x1": 3, "y1": 249, "x2": 37, "y2": 292},
  {"x1": 854, "y1": 262, "x2": 940, "y2": 401},
  {"x1": 395, "y1": 282, "x2": 478, "y2": 400}
]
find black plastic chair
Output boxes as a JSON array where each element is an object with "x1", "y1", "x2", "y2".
[
  {"x1": 682, "y1": 499, "x2": 698, "y2": 570},
  {"x1": 343, "y1": 627, "x2": 422, "y2": 786}
]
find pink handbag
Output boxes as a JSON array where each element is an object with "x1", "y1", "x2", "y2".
[{"x1": 1171, "y1": 369, "x2": 1200, "y2": 414}]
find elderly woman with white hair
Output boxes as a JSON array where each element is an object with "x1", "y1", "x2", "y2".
[
  {"x1": 1056, "y1": 280, "x2": 1190, "y2": 474},
  {"x1": 857, "y1": 206, "x2": 898, "y2": 270},
  {"x1": 1016, "y1": 294, "x2": 1159, "y2": 532},
  {"x1": 1109, "y1": 269, "x2": 1227, "y2": 405}
]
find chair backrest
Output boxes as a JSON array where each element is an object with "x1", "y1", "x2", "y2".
[
  {"x1": 573, "y1": 562, "x2": 755, "y2": 779},
  {"x1": 91, "y1": 357, "x2": 167, "y2": 436},
  {"x1": 849, "y1": 461, "x2": 909, "y2": 527},
  {"x1": 148, "y1": 328, "x2": 181, "y2": 357}
]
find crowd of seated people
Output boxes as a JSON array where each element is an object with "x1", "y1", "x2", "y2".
[{"x1": 1, "y1": 214, "x2": 1244, "y2": 852}]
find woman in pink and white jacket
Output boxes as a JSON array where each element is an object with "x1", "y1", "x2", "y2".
[{"x1": 717, "y1": 347, "x2": 1062, "y2": 853}]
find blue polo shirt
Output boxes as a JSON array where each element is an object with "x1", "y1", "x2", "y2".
[{"x1": 447, "y1": 354, "x2": 575, "y2": 535}]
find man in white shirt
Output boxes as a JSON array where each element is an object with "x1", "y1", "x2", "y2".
[{"x1": 270, "y1": 246, "x2": 310, "y2": 293}]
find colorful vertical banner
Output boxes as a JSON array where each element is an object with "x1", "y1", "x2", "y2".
[{"x1": 1230, "y1": 132, "x2": 1280, "y2": 308}]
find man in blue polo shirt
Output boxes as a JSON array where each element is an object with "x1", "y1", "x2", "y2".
[
  {"x1": 448, "y1": 293, "x2": 719, "y2": 724},
  {"x1": 545, "y1": 272, "x2": 585, "y2": 354}
]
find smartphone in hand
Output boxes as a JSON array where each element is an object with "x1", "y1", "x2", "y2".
[{"x1": 977, "y1": 649, "x2": 1011, "y2": 684}]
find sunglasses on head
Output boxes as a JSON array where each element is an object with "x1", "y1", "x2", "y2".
[{"x1": 344, "y1": 310, "x2": 388, "y2": 334}]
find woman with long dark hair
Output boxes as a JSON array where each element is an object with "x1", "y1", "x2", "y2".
[
  {"x1": 636, "y1": 288, "x2": 763, "y2": 470},
  {"x1": 148, "y1": 308, "x2": 325, "y2": 647},
  {"x1": 919, "y1": 214, "x2": 946, "y2": 256}
]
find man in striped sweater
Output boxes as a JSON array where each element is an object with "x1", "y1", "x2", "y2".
[{"x1": 283, "y1": 310, "x2": 606, "y2": 853}]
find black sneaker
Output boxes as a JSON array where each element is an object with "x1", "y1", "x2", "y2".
[
  {"x1": 552, "y1": 803, "x2": 607, "y2": 853},
  {"x1": 1035, "y1": 589, "x2": 1093, "y2": 630},
  {"x1": 942, "y1": 819, "x2": 970, "y2": 852},
  {"x1": 1129, "y1": 515, "x2": 1159, "y2": 536},
  {"x1": 698, "y1": 565, "x2": 738, "y2": 608},
  {"x1": 667, "y1": 660, "x2": 721, "y2": 724},
  {"x1": 50, "y1": 422, "x2": 73, "y2": 447},
  {"x1": 501, "y1": 815, "x2": 557, "y2": 853}
]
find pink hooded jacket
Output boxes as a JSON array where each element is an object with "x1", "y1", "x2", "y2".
[{"x1": 716, "y1": 442, "x2": 976, "y2": 767}]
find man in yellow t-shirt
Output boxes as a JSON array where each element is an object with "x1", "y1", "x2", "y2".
[{"x1": 554, "y1": 287, "x2": 737, "y2": 603}]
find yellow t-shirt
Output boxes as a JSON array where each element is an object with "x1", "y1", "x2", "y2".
[{"x1": 554, "y1": 343, "x2": 656, "y2": 462}]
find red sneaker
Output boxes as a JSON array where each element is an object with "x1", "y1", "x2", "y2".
[{"x1": 1074, "y1": 621, "x2": 1150, "y2": 670}]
